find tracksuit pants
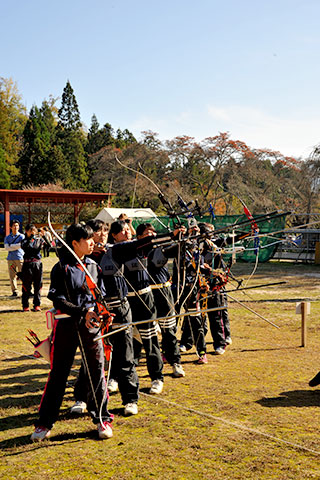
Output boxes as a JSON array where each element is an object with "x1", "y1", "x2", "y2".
[
  {"x1": 129, "y1": 291, "x2": 164, "y2": 382},
  {"x1": 207, "y1": 290, "x2": 230, "y2": 349},
  {"x1": 153, "y1": 286, "x2": 181, "y2": 365},
  {"x1": 35, "y1": 317, "x2": 112, "y2": 430},
  {"x1": 21, "y1": 260, "x2": 42, "y2": 309}
]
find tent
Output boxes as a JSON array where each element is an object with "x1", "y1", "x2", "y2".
[{"x1": 95, "y1": 207, "x2": 156, "y2": 225}]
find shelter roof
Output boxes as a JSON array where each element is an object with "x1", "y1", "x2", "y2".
[{"x1": 0, "y1": 189, "x2": 115, "y2": 205}]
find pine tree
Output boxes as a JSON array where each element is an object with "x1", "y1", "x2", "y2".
[
  {"x1": 56, "y1": 81, "x2": 88, "y2": 189},
  {"x1": 86, "y1": 114, "x2": 102, "y2": 154},
  {"x1": 58, "y1": 80, "x2": 82, "y2": 131}
]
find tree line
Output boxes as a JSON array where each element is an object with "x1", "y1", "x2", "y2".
[{"x1": 1, "y1": 76, "x2": 319, "y2": 218}]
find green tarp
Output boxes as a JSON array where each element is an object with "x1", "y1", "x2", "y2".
[{"x1": 131, "y1": 213, "x2": 287, "y2": 263}]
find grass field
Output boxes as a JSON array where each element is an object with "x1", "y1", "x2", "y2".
[{"x1": 1, "y1": 249, "x2": 320, "y2": 479}]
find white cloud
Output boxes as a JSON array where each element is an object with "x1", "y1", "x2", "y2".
[
  {"x1": 206, "y1": 104, "x2": 320, "y2": 158},
  {"x1": 128, "y1": 105, "x2": 320, "y2": 159}
]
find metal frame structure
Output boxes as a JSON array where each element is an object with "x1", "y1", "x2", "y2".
[{"x1": 0, "y1": 189, "x2": 115, "y2": 237}]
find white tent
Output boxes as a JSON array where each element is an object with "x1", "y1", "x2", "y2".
[{"x1": 95, "y1": 207, "x2": 156, "y2": 225}]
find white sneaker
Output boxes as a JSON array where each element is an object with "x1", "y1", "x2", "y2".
[
  {"x1": 172, "y1": 363, "x2": 185, "y2": 378},
  {"x1": 214, "y1": 347, "x2": 226, "y2": 355},
  {"x1": 107, "y1": 379, "x2": 119, "y2": 393},
  {"x1": 70, "y1": 401, "x2": 87, "y2": 414},
  {"x1": 124, "y1": 402, "x2": 138, "y2": 416},
  {"x1": 225, "y1": 336, "x2": 232, "y2": 345},
  {"x1": 149, "y1": 379, "x2": 164, "y2": 394},
  {"x1": 179, "y1": 345, "x2": 187, "y2": 352},
  {"x1": 97, "y1": 422, "x2": 113, "y2": 439},
  {"x1": 31, "y1": 426, "x2": 51, "y2": 442}
]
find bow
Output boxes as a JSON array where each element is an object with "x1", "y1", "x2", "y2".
[
  {"x1": 115, "y1": 154, "x2": 182, "y2": 228},
  {"x1": 217, "y1": 183, "x2": 261, "y2": 284}
]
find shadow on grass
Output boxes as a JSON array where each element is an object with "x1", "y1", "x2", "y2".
[
  {"x1": 240, "y1": 346, "x2": 298, "y2": 353},
  {"x1": 256, "y1": 389, "x2": 320, "y2": 408},
  {"x1": 0, "y1": 411, "x2": 39, "y2": 434},
  {"x1": 0, "y1": 309, "x2": 24, "y2": 313},
  {"x1": 0, "y1": 358, "x2": 50, "y2": 372},
  {"x1": 0, "y1": 429, "x2": 94, "y2": 453}
]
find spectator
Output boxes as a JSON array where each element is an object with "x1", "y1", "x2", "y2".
[
  {"x1": 4, "y1": 220, "x2": 25, "y2": 297},
  {"x1": 21, "y1": 224, "x2": 48, "y2": 312},
  {"x1": 118, "y1": 213, "x2": 136, "y2": 237},
  {"x1": 42, "y1": 227, "x2": 53, "y2": 257}
]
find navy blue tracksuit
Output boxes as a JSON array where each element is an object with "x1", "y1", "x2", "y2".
[
  {"x1": 21, "y1": 235, "x2": 44, "y2": 309},
  {"x1": 35, "y1": 251, "x2": 112, "y2": 430}
]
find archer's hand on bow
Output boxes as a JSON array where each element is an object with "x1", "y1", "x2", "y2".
[
  {"x1": 85, "y1": 309, "x2": 101, "y2": 329},
  {"x1": 173, "y1": 226, "x2": 187, "y2": 238}
]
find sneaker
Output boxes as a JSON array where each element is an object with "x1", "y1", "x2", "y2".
[
  {"x1": 149, "y1": 379, "x2": 164, "y2": 394},
  {"x1": 31, "y1": 426, "x2": 51, "y2": 442},
  {"x1": 97, "y1": 422, "x2": 113, "y2": 439},
  {"x1": 179, "y1": 345, "x2": 187, "y2": 352},
  {"x1": 225, "y1": 336, "x2": 232, "y2": 345},
  {"x1": 124, "y1": 402, "x2": 138, "y2": 416},
  {"x1": 107, "y1": 378, "x2": 119, "y2": 393},
  {"x1": 23, "y1": 307, "x2": 30, "y2": 312},
  {"x1": 309, "y1": 371, "x2": 320, "y2": 387},
  {"x1": 11, "y1": 292, "x2": 18, "y2": 297},
  {"x1": 214, "y1": 347, "x2": 226, "y2": 355},
  {"x1": 33, "y1": 306, "x2": 41, "y2": 312},
  {"x1": 172, "y1": 363, "x2": 185, "y2": 378},
  {"x1": 197, "y1": 353, "x2": 208, "y2": 364},
  {"x1": 70, "y1": 401, "x2": 87, "y2": 414}
]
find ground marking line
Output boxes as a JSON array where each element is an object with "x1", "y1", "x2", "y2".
[{"x1": 141, "y1": 393, "x2": 320, "y2": 456}]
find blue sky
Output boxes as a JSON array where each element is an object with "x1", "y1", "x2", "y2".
[{"x1": 2, "y1": 0, "x2": 320, "y2": 158}]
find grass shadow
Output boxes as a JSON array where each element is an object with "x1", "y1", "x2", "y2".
[
  {"x1": 0, "y1": 430, "x2": 90, "y2": 453},
  {"x1": 256, "y1": 389, "x2": 320, "y2": 408}
]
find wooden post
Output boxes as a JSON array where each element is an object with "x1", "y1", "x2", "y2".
[
  {"x1": 296, "y1": 301, "x2": 310, "y2": 347},
  {"x1": 301, "y1": 302, "x2": 307, "y2": 347}
]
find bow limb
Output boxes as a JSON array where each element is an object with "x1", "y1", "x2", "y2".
[
  {"x1": 217, "y1": 183, "x2": 260, "y2": 285},
  {"x1": 115, "y1": 154, "x2": 163, "y2": 196},
  {"x1": 115, "y1": 154, "x2": 183, "y2": 226},
  {"x1": 48, "y1": 212, "x2": 96, "y2": 285}
]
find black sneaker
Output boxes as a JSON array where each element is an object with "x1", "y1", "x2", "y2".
[
  {"x1": 10, "y1": 292, "x2": 18, "y2": 297},
  {"x1": 309, "y1": 371, "x2": 320, "y2": 387}
]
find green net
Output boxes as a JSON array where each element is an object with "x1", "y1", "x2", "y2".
[{"x1": 131, "y1": 213, "x2": 287, "y2": 263}]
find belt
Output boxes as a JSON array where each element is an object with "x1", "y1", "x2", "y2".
[
  {"x1": 127, "y1": 286, "x2": 151, "y2": 297},
  {"x1": 150, "y1": 280, "x2": 172, "y2": 290},
  {"x1": 24, "y1": 258, "x2": 41, "y2": 263}
]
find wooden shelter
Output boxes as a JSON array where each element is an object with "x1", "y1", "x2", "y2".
[{"x1": 0, "y1": 189, "x2": 115, "y2": 237}]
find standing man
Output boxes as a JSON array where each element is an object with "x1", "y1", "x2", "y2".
[
  {"x1": 4, "y1": 220, "x2": 25, "y2": 297},
  {"x1": 21, "y1": 224, "x2": 47, "y2": 312}
]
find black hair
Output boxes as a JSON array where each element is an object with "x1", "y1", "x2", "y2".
[
  {"x1": 10, "y1": 219, "x2": 20, "y2": 227},
  {"x1": 25, "y1": 223, "x2": 36, "y2": 231},
  {"x1": 198, "y1": 222, "x2": 214, "y2": 235},
  {"x1": 107, "y1": 220, "x2": 126, "y2": 244},
  {"x1": 65, "y1": 223, "x2": 94, "y2": 248},
  {"x1": 86, "y1": 219, "x2": 107, "y2": 233},
  {"x1": 136, "y1": 223, "x2": 154, "y2": 237}
]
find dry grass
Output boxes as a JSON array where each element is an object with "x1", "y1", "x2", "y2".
[{"x1": 1, "y1": 250, "x2": 320, "y2": 479}]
